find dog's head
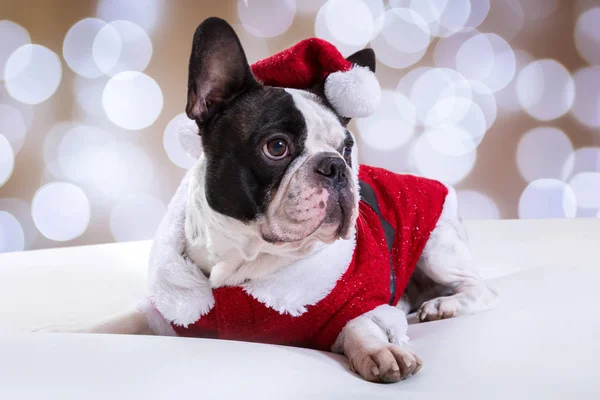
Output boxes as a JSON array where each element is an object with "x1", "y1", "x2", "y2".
[{"x1": 185, "y1": 18, "x2": 377, "y2": 245}]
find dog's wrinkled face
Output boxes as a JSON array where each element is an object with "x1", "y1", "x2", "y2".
[{"x1": 186, "y1": 18, "x2": 375, "y2": 245}]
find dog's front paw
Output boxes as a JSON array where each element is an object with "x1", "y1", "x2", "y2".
[
  {"x1": 349, "y1": 345, "x2": 422, "y2": 383},
  {"x1": 418, "y1": 296, "x2": 460, "y2": 322}
]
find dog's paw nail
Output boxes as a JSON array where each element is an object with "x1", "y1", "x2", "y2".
[
  {"x1": 371, "y1": 366, "x2": 380, "y2": 376},
  {"x1": 391, "y1": 364, "x2": 400, "y2": 372},
  {"x1": 402, "y1": 356, "x2": 413, "y2": 368}
]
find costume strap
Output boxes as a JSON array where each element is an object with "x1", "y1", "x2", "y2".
[{"x1": 358, "y1": 180, "x2": 396, "y2": 305}]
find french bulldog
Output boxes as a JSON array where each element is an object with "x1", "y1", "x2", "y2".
[{"x1": 39, "y1": 17, "x2": 498, "y2": 384}]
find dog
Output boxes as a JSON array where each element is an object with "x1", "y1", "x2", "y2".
[{"x1": 39, "y1": 17, "x2": 498, "y2": 384}]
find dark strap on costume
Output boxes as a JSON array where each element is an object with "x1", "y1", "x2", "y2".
[{"x1": 358, "y1": 180, "x2": 396, "y2": 305}]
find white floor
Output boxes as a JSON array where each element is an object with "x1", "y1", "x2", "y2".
[{"x1": 0, "y1": 219, "x2": 599, "y2": 399}]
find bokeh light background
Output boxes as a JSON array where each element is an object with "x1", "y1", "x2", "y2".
[{"x1": 1, "y1": 0, "x2": 600, "y2": 253}]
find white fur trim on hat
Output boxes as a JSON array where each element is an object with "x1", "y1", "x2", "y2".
[{"x1": 324, "y1": 65, "x2": 381, "y2": 118}]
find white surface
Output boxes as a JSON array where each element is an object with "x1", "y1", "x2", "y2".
[{"x1": 0, "y1": 219, "x2": 599, "y2": 399}]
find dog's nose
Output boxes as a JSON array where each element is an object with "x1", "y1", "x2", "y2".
[{"x1": 315, "y1": 156, "x2": 347, "y2": 183}]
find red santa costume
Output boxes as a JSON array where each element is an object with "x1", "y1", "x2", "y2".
[
  {"x1": 146, "y1": 38, "x2": 450, "y2": 351},
  {"x1": 171, "y1": 166, "x2": 448, "y2": 351}
]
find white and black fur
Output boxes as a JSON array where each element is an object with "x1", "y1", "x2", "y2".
[{"x1": 38, "y1": 18, "x2": 498, "y2": 384}]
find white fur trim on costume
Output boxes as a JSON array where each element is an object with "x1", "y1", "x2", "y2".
[
  {"x1": 178, "y1": 118, "x2": 203, "y2": 159},
  {"x1": 324, "y1": 65, "x2": 381, "y2": 118},
  {"x1": 148, "y1": 170, "x2": 215, "y2": 327},
  {"x1": 242, "y1": 235, "x2": 357, "y2": 317}
]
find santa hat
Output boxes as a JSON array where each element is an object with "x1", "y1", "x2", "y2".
[{"x1": 250, "y1": 38, "x2": 381, "y2": 119}]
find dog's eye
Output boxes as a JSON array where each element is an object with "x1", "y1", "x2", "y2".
[
  {"x1": 263, "y1": 139, "x2": 289, "y2": 160},
  {"x1": 343, "y1": 146, "x2": 352, "y2": 158}
]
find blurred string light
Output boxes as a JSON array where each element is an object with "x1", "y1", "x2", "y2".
[
  {"x1": 43, "y1": 123, "x2": 155, "y2": 202},
  {"x1": 517, "y1": 127, "x2": 573, "y2": 183},
  {"x1": 571, "y1": 66, "x2": 600, "y2": 128},
  {"x1": 456, "y1": 190, "x2": 500, "y2": 220},
  {"x1": 32, "y1": 182, "x2": 91, "y2": 242},
  {"x1": 4, "y1": 44, "x2": 62, "y2": 105},
  {"x1": 0, "y1": 134, "x2": 15, "y2": 187},
  {"x1": 574, "y1": 7, "x2": 600, "y2": 66},
  {"x1": 315, "y1": 0, "x2": 383, "y2": 56},
  {"x1": 96, "y1": 0, "x2": 165, "y2": 36},
  {"x1": 518, "y1": 179, "x2": 577, "y2": 219},
  {"x1": 409, "y1": 133, "x2": 476, "y2": 185},
  {"x1": 516, "y1": 59, "x2": 575, "y2": 121},
  {"x1": 93, "y1": 20, "x2": 153, "y2": 77},
  {"x1": 369, "y1": 8, "x2": 431, "y2": 68},
  {"x1": 0, "y1": 104, "x2": 26, "y2": 154},
  {"x1": 0, "y1": 198, "x2": 38, "y2": 249},
  {"x1": 64, "y1": 18, "x2": 152, "y2": 78},
  {"x1": 164, "y1": 113, "x2": 198, "y2": 169},
  {"x1": 0, "y1": 21, "x2": 30, "y2": 82},
  {"x1": 407, "y1": 0, "x2": 472, "y2": 39},
  {"x1": 0, "y1": 85, "x2": 35, "y2": 130},
  {"x1": 355, "y1": 90, "x2": 416, "y2": 151},
  {"x1": 561, "y1": 147, "x2": 600, "y2": 180},
  {"x1": 109, "y1": 194, "x2": 166, "y2": 242},
  {"x1": 0, "y1": 211, "x2": 25, "y2": 253},
  {"x1": 238, "y1": 0, "x2": 296, "y2": 38},
  {"x1": 568, "y1": 172, "x2": 600, "y2": 216},
  {"x1": 494, "y1": 49, "x2": 534, "y2": 113},
  {"x1": 102, "y1": 71, "x2": 163, "y2": 130}
]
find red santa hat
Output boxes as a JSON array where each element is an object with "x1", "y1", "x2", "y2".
[{"x1": 250, "y1": 38, "x2": 381, "y2": 119}]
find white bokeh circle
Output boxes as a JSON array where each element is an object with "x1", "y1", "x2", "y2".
[
  {"x1": 110, "y1": 194, "x2": 166, "y2": 242},
  {"x1": 164, "y1": 113, "x2": 199, "y2": 169},
  {"x1": 0, "y1": 211, "x2": 25, "y2": 253},
  {"x1": 568, "y1": 172, "x2": 600, "y2": 210},
  {"x1": 4, "y1": 44, "x2": 62, "y2": 105},
  {"x1": 464, "y1": 0, "x2": 490, "y2": 30},
  {"x1": 0, "y1": 198, "x2": 38, "y2": 249},
  {"x1": 494, "y1": 49, "x2": 535, "y2": 113},
  {"x1": 518, "y1": 179, "x2": 577, "y2": 219},
  {"x1": 355, "y1": 91, "x2": 416, "y2": 151},
  {"x1": 456, "y1": 190, "x2": 500, "y2": 220},
  {"x1": 32, "y1": 182, "x2": 91, "y2": 242},
  {"x1": 517, "y1": 59, "x2": 575, "y2": 121},
  {"x1": 0, "y1": 103, "x2": 27, "y2": 154},
  {"x1": 517, "y1": 127, "x2": 573, "y2": 183},
  {"x1": 238, "y1": 0, "x2": 296, "y2": 38},
  {"x1": 460, "y1": 33, "x2": 515, "y2": 93},
  {"x1": 0, "y1": 21, "x2": 30, "y2": 82},
  {"x1": 409, "y1": 68, "x2": 473, "y2": 124},
  {"x1": 63, "y1": 18, "x2": 109, "y2": 78},
  {"x1": 0, "y1": 134, "x2": 15, "y2": 188},
  {"x1": 96, "y1": 0, "x2": 165, "y2": 35},
  {"x1": 571, "y1": 66, "x2": 600, "y2": 129},
  {"x1": 102, "y1": 71, "x2": 163, "y2": 130},
  {"x1": 319, "y1": 0, "x2": 374, "y2": 51},
  {"x1": 574, "y1": 7, "x2": 600, "y2": 66},
  {"x1": 561, "y1": 147, "x2": 600, "y2": 181},
  {"x1": 370, "y1": 8, "x2": 431, "y2": 69},
  {"x1": 410, "y1": 134, "x2": 476, "y2": 185},
  {"x1": 93, "y1": 20, "x2": 153, "y2": 77}
]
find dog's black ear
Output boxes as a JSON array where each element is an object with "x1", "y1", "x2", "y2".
[
  {"x1": 186, "y1": 17, "x2": 259, "y2": 123},
  {"x1": 346, "y1": 48, "x2": 376, "y2": 73}
]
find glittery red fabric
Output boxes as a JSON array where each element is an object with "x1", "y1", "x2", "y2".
[
  {"x1": 172, "y1": 165, "x2": 448, "y2": 351},
  {"x1": 250, "y1": 38, "x2": 352, "y2": 89}
]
